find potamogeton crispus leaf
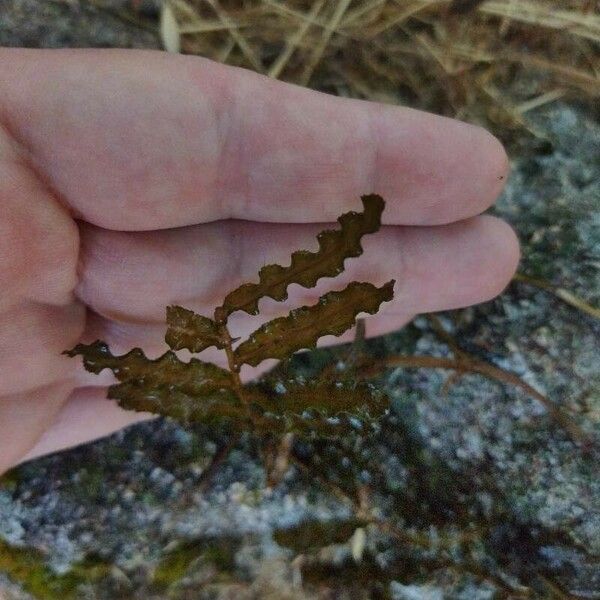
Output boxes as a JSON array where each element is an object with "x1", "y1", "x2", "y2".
[
  {"x1": 233, "y1": 280, "x2": 395, "y2": 368},
  {"x1": 215, "y1": 194, "x2": 385, "y2": 322},
  {"x1": 66, "y1": 341, "x2": 239, "y2": 423},
  {"x1": 274, "y1": 381, "x2": 385, "y2": 416},
  {"x1": 165, "y1": 305, "x2": 226, "y2": 353},
  {"x1": 242, "y1": 381, "x2": 387, "y2": 436}
]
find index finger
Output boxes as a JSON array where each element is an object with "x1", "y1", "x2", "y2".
[{"x1": 0, "y1": 48, "x2": 508, "y2": 230}]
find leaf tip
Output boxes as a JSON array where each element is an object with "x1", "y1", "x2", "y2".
[{"x1": 361, "y1": 193, "x2": 385, "y2": 209}]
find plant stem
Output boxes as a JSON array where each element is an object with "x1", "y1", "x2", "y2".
[
  {"x1": 217, "y1": 320, "x2": 244, "y2": 394},
  {"x1": 514, "y1": 272, "x2": 600, "y2": 320},
  {"x1": 360, "y1": 354, "x2": 592, "y2": 447}
]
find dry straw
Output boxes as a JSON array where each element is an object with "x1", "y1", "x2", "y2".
[{"x1": 159, "y1": 0, "x2": 600, "y2": 136}]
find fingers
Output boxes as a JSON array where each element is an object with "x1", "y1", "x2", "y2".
[
  {"x1": 1, "y1": 48, "x2": 507, "y2": 230},
  {"x1": 76, "y1": 215, "x2": 520, "y2": 324}
]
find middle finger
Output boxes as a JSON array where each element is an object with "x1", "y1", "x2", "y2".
[{"x1": 76, "y1": 215, "x2": 519, "y2": 327}]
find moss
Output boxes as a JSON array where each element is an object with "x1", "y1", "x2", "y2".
[
  {"x1": 0, "y1": 470, "x2": 20, "y2": 493},
  {"x1": 152, "y1": 544, "x2": 200, "y2": 588},
  {"x1": 152, "y1": 537, "x2": 239, "y2": 590},
  {"x1": 0, "y1": 539, "x2": 111, "y2": 600}
]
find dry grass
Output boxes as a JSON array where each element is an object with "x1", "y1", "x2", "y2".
[{"x1": 157, "y1": 0, "x2": 600, "y2": 138}]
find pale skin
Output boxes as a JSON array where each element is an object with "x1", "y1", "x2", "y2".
[{"x1": 0, "y1": 48, "x2": 520, "y2": 475}]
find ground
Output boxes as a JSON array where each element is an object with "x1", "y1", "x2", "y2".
[{"x1": 0, "y1": 1, "x2": 598, "y2": 599}]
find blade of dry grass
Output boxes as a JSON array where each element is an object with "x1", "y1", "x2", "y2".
[
  {"x1": 262, "y1": 0, "x2": 333, "y2": 33},
  {"x1": 509, "y1": 52, "x2": 600, "y2": 95},
  {"x1": 268, "y1": 0, "x2": 326, "y2": 79},
  {"x1": 217, "y1": 36, "x2": 237, "y2": 63},
  {"x1": 365, "y1": 1, "x2": 438, "y2": 37},
  {"x1": 341, "y1": 0, "x2": 387, "y2": 28},
  {"x1": 204, "y1": 0, "x2": 263, "y2": 72},
  {"x1": 299, "y1": 0, "x2": 354, "y2": 86},
  {"x1": 170, "y1": 0, "x2": 200, "y2": 19},
  {"x1": 179, "y1": 21, "x2": 243, "y2": 34},
  {"x1": 515, "y1": 88, "x2": 566, "y2": 113},
  {"x1": 514, "y1": 273, "x2": 600, "y2": 320},
  {"x1": 160, "y1": 1, "x2": 181, "y2": 53},
  {"x1": 480, "y1": 1, "x2": 600, "y2": 43}
]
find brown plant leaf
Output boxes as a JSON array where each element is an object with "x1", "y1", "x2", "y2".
[
  {"x1": 110, "y1": 384, "x2": 246, "y2": 425},
  {"x1": 244, "y1": 380, "x2": 388, "y2": 435},
  {"x1": 165, "y1": 305, "x2": 226, "y2": 353},
  {"x1": 66, "y1": 341, "x2": 240, "y2": 422},
  {"x1": 253, "y1": 381, "x2": 386, "y2": 418},
  {"x1": 66, "y1": 344, "x2": 387, "y2": 431},
  {"x1": 215, "y1": 194, "x2": 385, "y2": 322},
  {"x1": 233, "y1": 280, "x2": 395, "y2": 367}
]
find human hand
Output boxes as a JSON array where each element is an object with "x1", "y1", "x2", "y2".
[{"x1": 0, "y1": 49, "x2": 518, "y2": 473}]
